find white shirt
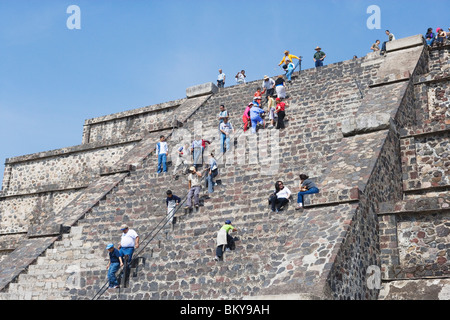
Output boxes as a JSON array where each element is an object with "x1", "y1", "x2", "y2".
[
  {"x1": 236, "y1": 72, "x2": 246, "y2": 84},
  {"x1": 262, "y1": 78, "x2": 275, "y2": 90},
  {"x1": 276, "y1": 186, "x2": 291, "y2": 199},
  {"x1": 219, "y1": 122, "x2": 233, "y2": 134},
  {"x1": 189, "y1": 172, "x2": 202, "y2": 187},
  {"x1": 157, "y1": 141, "x2": 168, "y2": 155},
  {"x1": 218, "y1": 73, "x2": 225, "y2": 81},
  {"x1": 121, "y1": 229, "x2": 138, "y2": 248}
]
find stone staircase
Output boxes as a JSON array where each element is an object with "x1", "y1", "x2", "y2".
[{"x1": 1, "y1": 35, "x2": 448, "y2": 300}]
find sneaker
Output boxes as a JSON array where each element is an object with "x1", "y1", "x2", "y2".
[
  {"x1": 295, "y1": 204, "x2": 303, "y2": 210},
  {"x1": 214, "y1": 256, "x2": 219, "y2": 261}
]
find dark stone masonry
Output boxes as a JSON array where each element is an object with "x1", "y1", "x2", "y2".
[{"x1": 0, "y1": 35, "x2": 449, "y2": 300}]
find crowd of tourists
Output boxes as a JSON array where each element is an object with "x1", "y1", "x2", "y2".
[{"x1": 103, "y1": 27, "x2": 450, "y2": 286}]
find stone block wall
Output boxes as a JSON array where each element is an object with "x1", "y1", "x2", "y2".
[
  {"x1": 82, "y1": 98, "x2": 185, "y2": 144},
  {"x1": 0, "y1": 133, "x2": 138, "y2": 239},
  {"x1": 397, "y1": 211, "x2": 450, "y2": 268},
  {"x1": 0, "y1": 190, "x2": 81, "y2": 235},
  {"x1": 1, "y1": 35, "x2": 447, "y2": 300},
  {"x1": 0, "y1": 51, "x2": 388, "y2": 299},
  {"x1": 401, "y1": 132, "x2": 449, "y2": 191},
  {"x1": 379, "y1": 40, "x2": 450, "y2": 300},
  {"x1": 86, "y1": 51, "x2": 402, "y2": 300}
]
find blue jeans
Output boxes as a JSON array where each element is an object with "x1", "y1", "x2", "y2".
[
  {"x1": 426, "y1": 38, "x2": 434, "y2": 46},
  {"x1": 119, "y1": 247, "x2": 135, "y2": 264},
  {"x1": 297, "y1": 187, "x2": 319, "y2": 204},
  {"x1": 206, "y1": 169, "x2": 218, "y2": 193},
  {"x1": 251, "y1": 116, "x2": 263, "y2": 134},
  {"x1": 315, "y1": 60, "x2": 323, "y2": 68},
  {"x1": 108, "y1": 262, "x2": 120, "y2": 288},
  {"x1": 220, "y1": 133, "x2": 227, "y2": 153},
  {"x1": 157, "y1": 154, "x2": 167, "y2": 173},
  {"x1": 286, "y1": 67, "x2": 294, "y2": 81}
]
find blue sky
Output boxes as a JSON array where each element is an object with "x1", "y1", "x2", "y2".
[{"x1": 0, "y1": 0, "x2": 449, "y2": 187}]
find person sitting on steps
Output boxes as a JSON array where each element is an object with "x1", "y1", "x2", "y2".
[
  {"x1": 269, "y1": 180, "x2": 291, "y2": 212},
  {"x1": 296, "y1": 174, "x2": 320, "y2": 210}
]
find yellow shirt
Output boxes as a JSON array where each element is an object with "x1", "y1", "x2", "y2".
[{"x1": 279, "y1": 54, "x2": 300, "y2": 65}]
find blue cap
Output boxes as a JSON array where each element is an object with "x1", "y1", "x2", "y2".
[
  {"x1": 225, "y1": 220, "x2": 231, "y2": 224},
  {"x1": 106, "y1": 243, "x2": 114, "y2": 250}
]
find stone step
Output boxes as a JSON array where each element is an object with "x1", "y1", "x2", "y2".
[
  {"x1": 35, "y1": 249, "x2": 101, "y2": 264},
  {"x1": 0, "y1": 290, "x2": 70, "y2": 300},
  {"x1": 28, "y1": 257, "x2": 105, "y2": 271}
]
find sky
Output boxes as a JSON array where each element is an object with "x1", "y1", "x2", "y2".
[{"x1": 0, "y1": 0, "x2": 449, "y2": 187}]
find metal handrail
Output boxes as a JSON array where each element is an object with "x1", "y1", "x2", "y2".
[{"x1": 92, "y1": 117, "x2": 255, "y2": 300}]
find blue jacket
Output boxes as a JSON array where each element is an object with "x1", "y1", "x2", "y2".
[{"x1": 250, "y1": 106, "x2": 265, "y2": 119}]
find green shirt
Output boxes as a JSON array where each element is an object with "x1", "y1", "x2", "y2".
[
  {"x1": 314, "y1": 51, "x2": 325, "y2": 60},
  {"x1": 221, "y1": 224, "x2": 235, "y2": 233}
]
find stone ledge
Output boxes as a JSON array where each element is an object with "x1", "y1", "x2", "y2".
[
  {"x1": 341, "y1": 113, "x2": 391, "y2": 137},
  {"x1": 400, "y1": 125, "x2": 449, "y2": 139},
  {"x1": 5, "y1": 137, "x2": 139, "y2": 165},
  {"x1": 0, "y1": 233, "x2": 27, "y2": 252},
  {"x1": 83, "y1": 98, "x2": 185, "y2": 126},
  {"x1": 27, "y1": 224, "x2": 64, "y2": 238},
  {"x1": 377, "y1": 196, "x2": 450, "y2": 215},
  {"x1": 100, "y1": 164, "x2": 135, "y2": 176},
  {"x1": 428, "y1": 40, "x2": 450, "y2": 51},
  {"x1": 186, "y1": 82, "x2": 218, "y2": 98},
  {"x1": 304, "y1": 187, "x2": 360, "y2": 207},
  {"x1": 380, "y1": 278, "x2": 450, "y2": 300},
  {"x1": 369, "y1": 71, "x2": 411, "y2": 88},
  {"x1": 386, "y1": 35, "x2": 425, "y2": 53},
  {"x1": 0, "y1": 183, "x2": 87, "y2": 199},
  {"x1": 243, "y1": 293, "x2": 322, "y2": 300},
  {"x1": 414, "y1": 72, "x2": 450, "y2": 85},
  {"x1": 382, "y1": 263, "x2": 450, "y2": 281}
]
